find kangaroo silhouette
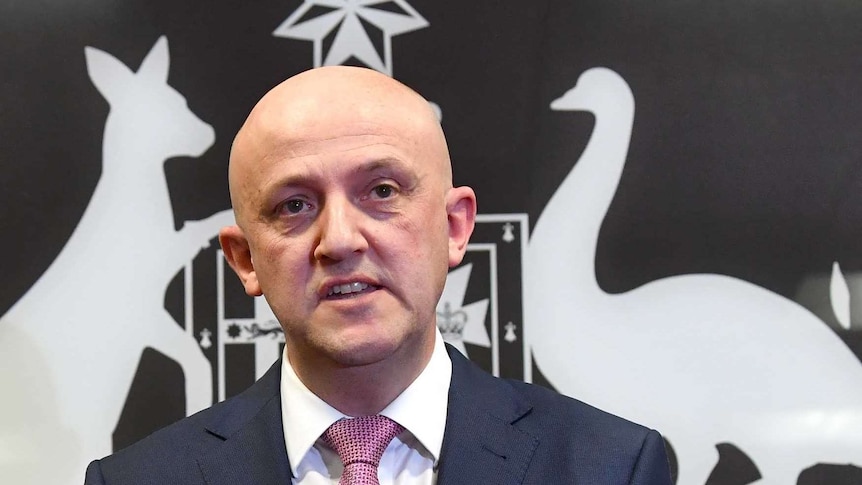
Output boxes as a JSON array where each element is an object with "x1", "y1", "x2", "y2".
[
  {"x1": 525, "y1": 67, "x2": 862, "y2": 484},
  {"x1": 0, "y1": 37, "x2": 234, "y2": 484}
]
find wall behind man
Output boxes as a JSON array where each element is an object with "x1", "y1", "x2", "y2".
[{"x1": 1, "y1": 1, "x2": 861, "y2": 483}]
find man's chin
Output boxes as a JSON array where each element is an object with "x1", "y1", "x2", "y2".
[{"x1": 328, "y1": 339, "x2": 400, "y2": 368}]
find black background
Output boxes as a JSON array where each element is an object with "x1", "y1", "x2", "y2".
[
  {"x1": 3, "y1": 2, "x2": 862, "y2": 482},
  {"x1": 4, "y1": 1, "x2": 862, "y2": 316}
]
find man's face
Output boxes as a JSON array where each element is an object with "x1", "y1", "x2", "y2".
[{"x1": 222, "y1": 88, "x2": 474, "y2": 373}]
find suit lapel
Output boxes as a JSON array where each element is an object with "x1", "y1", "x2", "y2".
[
  {"x1": 437, "y1": 346, "x2": 539, "y2": 485},
  {"x1": 196, "y1": 361, "x2": 293, "y2": 485},
  {"x1": 193, "y1": 347, "x2": 540, "y2": 484}
]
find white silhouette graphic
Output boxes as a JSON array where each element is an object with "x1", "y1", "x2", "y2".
[
  {"x1": 502, "y1": 222, "x2": 516, "y2": 243},
  {"x1": 504, "y1": 322, "x2": 517, "y2": 343},
  {"x1": 525, "y1": 67, "x2": 862, "y2": 484},
  {"x1": 436, "y1": 263, "x2": 490, "y2": 357},
  {"x1": 830, "y1": 262, "x2": 852, "y2": 330},
  {"x1": 795, "y1": 262, "x2": 862, "y2": 332},
  {"x1": 0, "y1": 36, "x2": 234, "y2": 484},
  {"x1": 273, "y1": 0, "x2": 428, "y2": 75}
]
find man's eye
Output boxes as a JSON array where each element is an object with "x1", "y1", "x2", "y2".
[
  {"x1": 372, "y1": 184, "x2": 395, "y2": 199},
  {"x1": 281, "y1": 199, "x2": 308, "y2": 214}
]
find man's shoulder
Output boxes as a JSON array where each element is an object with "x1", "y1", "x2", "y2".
[
  {"x1": 503, "y1": 379, "x2": 672, "y2": 483},
  {"x1": 86, "y1": 399, "x2": 233, "y2": 484},
  {"x1": 107, "y1": 394, "x2": 236, "y2": 458},
  {"x1": 448, "y1": 345, "x2": 659, "y2": 449},
  {"x1": 505, "y1": 377, "x2": 653, "y2": 438},
  {"x1": 444, "y1": 350, "x2": 672, "y2": 483},
  {"x1": 448, "y1": 345, "x2": 653, "y2": 439},
  {"x1": 86, "y1": 361, "x2": 283, "y2": 484}
]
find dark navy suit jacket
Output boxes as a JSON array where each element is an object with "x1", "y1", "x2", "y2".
[{"x1": 85, "y1": 345, "x2": 672, "y2": 484}]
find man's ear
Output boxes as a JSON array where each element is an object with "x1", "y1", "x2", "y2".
[
  {"x1": 219, "y1": 225, "x2": 263, "y2": 296},
  {"x1": 445, "y1": 186, "x2": 477, "y2": 267}
]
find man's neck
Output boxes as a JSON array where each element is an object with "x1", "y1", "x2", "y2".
[{"x1": 287, "y1": 333, "x2": 435, "y2": 416}]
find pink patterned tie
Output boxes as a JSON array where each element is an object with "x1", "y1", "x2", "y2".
[{"x1": 322, "y1": 415, "x2": 405, "y2": 485}]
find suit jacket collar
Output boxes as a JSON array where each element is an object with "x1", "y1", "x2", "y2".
[
  {"x1": 194, "y1": 345, "x2": 539, "y2": 485},
  {"x1": 196, "y1": 361, "x2": 292, "y2": 485},
  {"x1": 437, "y1": 344, "x2": 539, "y2": 484}
]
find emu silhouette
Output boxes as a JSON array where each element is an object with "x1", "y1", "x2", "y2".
[
  {"x1": 526, "y1": 67, "x2": 862, "y2": 484},
  {"x1": 0, "y1": 37, "x2": 234, "y2": 484}
]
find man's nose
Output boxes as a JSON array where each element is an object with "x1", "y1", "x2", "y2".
[{"x1": 313, "y1": 197, "x2": 369, "y2": 262}]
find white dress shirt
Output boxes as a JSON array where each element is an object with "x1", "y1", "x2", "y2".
[{"x1": 280, "y1": 330, "x2": 453, "y2": 484}]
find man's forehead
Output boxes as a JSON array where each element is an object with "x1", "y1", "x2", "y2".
[
  {"x1": 237, "y1": 122, "x2": 427, "y2": 190},
  {"x1": 233, "y1": 67, "x2": 437, "y2": 155},
  {"x1": 235, "y1": 104, "x2": 434, "y2": 179},
  {"x1": 238, "y1": 113, "x2": 424, "y2": 176},
  {"x1": 257, "y1": 101, "x2": 427, "y2": 145},
  {"x1": 257, "y1": 117, "x2": 413, "y2": 151},
  {"x1": 236, "y1": 97, "x2": 428, "y2": 166},
  {"x1": 229, "y1": 67, "x2": 451, "y2": 207}
]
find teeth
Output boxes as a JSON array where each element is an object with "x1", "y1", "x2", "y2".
[{"x1": 329, "y1": 282, "x2": 369, "y2": 296}]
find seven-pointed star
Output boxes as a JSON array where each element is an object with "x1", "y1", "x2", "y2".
[
  {"x1": 436, "y1": 264, "x2": 491, "y2": 358},
  {"x1": 273, "y1": 0, "x2": 428, "y2": 75}
]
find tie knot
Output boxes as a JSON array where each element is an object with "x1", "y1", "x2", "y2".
[{"x1": 322, "y1": 415, "x2": 405, "y2": 468}]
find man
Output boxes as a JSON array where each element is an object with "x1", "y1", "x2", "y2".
[{"x1": 85, "y1": 66, "x2": 672, "y2": 484}]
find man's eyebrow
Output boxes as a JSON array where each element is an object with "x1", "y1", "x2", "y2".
[
  {"x1": 353, "y1": 157, "x2": 411, "y2": 175},
  {"x1": 261, "y1": 172, "x2": 315, "y2": 194}
]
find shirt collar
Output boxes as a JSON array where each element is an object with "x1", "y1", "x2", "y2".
[{"x1": 280, "y1": 329, "x2": 453, "y2": 477}]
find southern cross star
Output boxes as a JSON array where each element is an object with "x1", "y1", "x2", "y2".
[{"x1": 273, "y1": 0, "x2": 429, "y2": 75}]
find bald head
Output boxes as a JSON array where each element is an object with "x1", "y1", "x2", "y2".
[
  {"x1": 218, "y1": 67, "x2": 477, "y2": 407},
  {"x1": 228, "y1": 66, "x2": 452, "y2": 222}
]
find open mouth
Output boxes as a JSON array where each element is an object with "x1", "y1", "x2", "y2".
[{"x1": 326, "y1": 281, "x2": 378, "y2": 299}]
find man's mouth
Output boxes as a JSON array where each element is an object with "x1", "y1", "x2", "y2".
[{"x1": 326, "y1": 281, "x2": 376, "y2": 298}]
